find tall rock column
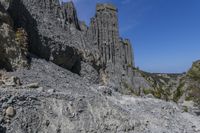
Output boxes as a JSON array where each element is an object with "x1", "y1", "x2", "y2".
[
  {"x1": 90, "y1": 3, "x2": 119, "y2": 65},
  {"x1": 89, "y1": 3, "x2": 136, "y2": 94},
  {"x1": 61, "y1": 1, "x2": 80, "y2": 30},
  {"x1": 120, "y1": 39, "x2": 134, "y2": 67}
]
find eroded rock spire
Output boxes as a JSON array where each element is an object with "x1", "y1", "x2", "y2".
[{"x1": 61, "y1": 1, "x2": 81, "y2": 30}]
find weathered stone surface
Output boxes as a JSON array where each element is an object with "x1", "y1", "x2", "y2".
[
  {"x1": 80, "y1": 61, "x2": 99, "y2": 83},
  {"x1": 7, "y1": 0, "x2": 100, "y2": 75},
  {"x1": 0, "y1": 71, "x2": 21, "y2": 87},
  {"x1": 61, "y1": 1, "x2": 81, "y2": 30},
  {"x1": 5, "y1": 0, "x2": 136, "y2": 94},
  {"x1": 0, "y1": 3, "x2": 12, "y2": 25},
  {"x1": 5, "y1": 106, "x2": 15, "y2": 117},
  {"x1": 0, "y1": 58, "x2": 198, "y2": 133},
  {"x1": 0, "y1": 3, "x2": 28, "y2": 71},
  {"x1": 88, "y1": 3, "x2": 135, "y2": 93},
  {"x1": 89, "y1": 3, "x2": 119, "y2": 65},
  {"x1": 4, "y1": 76, "x2": 21, "y2": 87},
  {"x1": 22, "y1": 83, "x2": 39, "y2": 89},
  {"x1": 0, "y1": 0, "x2": 10, "y2": 10}
]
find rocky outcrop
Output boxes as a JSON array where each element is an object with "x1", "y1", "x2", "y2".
[
  {"x1": 0, "y1": 3, "x2": 28, "y2": 71},
  {"x1": 89, "y1": 3, "x2": 119, "y2": 65},
  {"x1": 5, "y1": 0, "x2": 136, "y2": 93},
  {"x1": 61, "y1": 1, "x2": 81, "y2": 30},
  {"x1": 88, "y1": 3, "x2": 135, "y2": 93},
  {"x1": 88, "y1": 4, "x2": 134, "y2": 67},
  {"x1": 2, "y1": 0, "x2": 98, "y2": 75},
  {"x1": 0, "y1": 0, "x2": 10, "y2": 10},
  {"x1": 119, "y1": 39, "x2": 134, "y2": 67},
  {"x1": 7, "y1": 0, "x2": 83, "y2": 74}
]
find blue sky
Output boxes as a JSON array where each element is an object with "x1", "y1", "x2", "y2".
[{"x1": 63, "y1": 0, "x2": 200, "y2": 73}]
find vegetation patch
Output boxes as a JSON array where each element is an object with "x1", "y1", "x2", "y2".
[
  {"x1": 183, "y1": 106, "x2": 188, "y2": 112},
  {"x1": 187, "y1": 61, "x2": 200, "y2": 81},
  {"x1": 127, "y1": 64, "x2": 132, "y2": 68},
  {"x1": 123, "y1": 82, "x2": 139, "y2": 96},
  {"x1": 173, "y1": 83, "x2": 184, "y2": 103},
  {"x1": 188, "y1": 86, "x2": 200, "y2": 108},
  {"x1": 143, "y1": 88, "x2": 153, "y2": 95}
]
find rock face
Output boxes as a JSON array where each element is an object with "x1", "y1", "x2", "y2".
[
  {"x1": 0, "y1": 3, "x2": 28, "y2": 71},
  {"x1": 88, "y1": 4, "x2": 135, "y2": 93},
  {"x1": 61, "y1": 1, "x2": 81, "y2": 30},
  {"x1": 89, "y1": 3, "x2": 119, "y2": 65},
  {"x1": 3, "y1": 0, "x2": 136, "y2": 93},
  {"x1": 0, "y1": 0, "x2": 10, "y2": 10},
  {"x1": 7, "y1": 0, "x2": 85, "y2": 74},
  {"x1": 89, "y1": 3, "x2": 134, "y2": 67}
]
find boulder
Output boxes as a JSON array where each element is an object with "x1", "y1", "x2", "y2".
[
  {"x1": 23, "y1": 83, "x2": 39, "y2": 89},
  {"x1": 4, "y1": 76, "x2": 21, "y2": 86},
  {"x1": 5, "y1": 106, "x2": 15, "y2": 117}
]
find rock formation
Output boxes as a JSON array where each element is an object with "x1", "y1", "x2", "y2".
[
  {"x1": 89, "y1": 3, "x2": 134, "y2": 69},
  {"x1": 0, "y1": 3, "x2": 28, "y2": 71},
  {"x1": 61, "y1": 1, "x2": 81, "y2": 30},
  {"x1": 2, "y1": 0, "x2": 135, "y2": 93},
  {"x1": 0, "y1": 0, "x2": 200, "y2": 132},
  {"x1": 89, "y1": 3, "x2": 119, "y2": 65},
  {"x1": 87, "y1": 3, "x2": 135, "y2": 93}
]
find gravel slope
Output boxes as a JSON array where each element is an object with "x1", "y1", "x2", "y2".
[{"x1": 0, "y1": 58, "x2": 199, "y2": 133}]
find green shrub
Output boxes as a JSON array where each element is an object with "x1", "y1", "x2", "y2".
[
  {"x1": 188, "y1": 87, "x2": 200, "y2": 108},
  {"x1": 127, "y1": 64, "x2": 132, "y2": 68},
  {"x1": 143, "y1": 88, "x2": 152, "y2": 95},
  {"x1": 173, "y1": 83, "x2": 184, "y2": 102},
  {"x1": 187, "y1": 61, "x2": 200, "y2": 81},
  {"x1": 183, "y1": 106, "x2": 188, "y2": 112},
  {"x1": 185, "y1": 96, "x2": 193, "y2": 101}
]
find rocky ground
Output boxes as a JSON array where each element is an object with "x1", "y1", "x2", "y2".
[{"x1": 0, "y1": 58, "x2": 199, "y2": 133}]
